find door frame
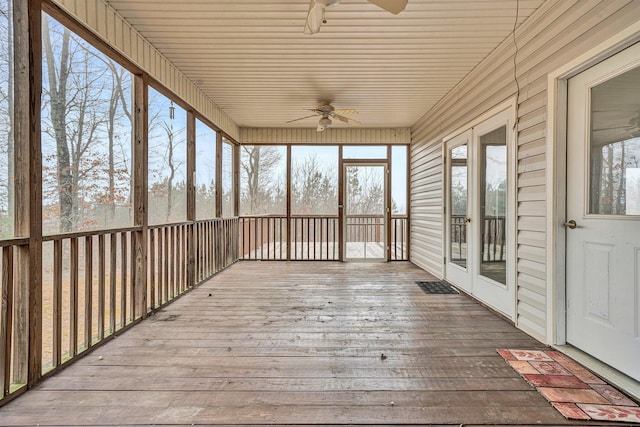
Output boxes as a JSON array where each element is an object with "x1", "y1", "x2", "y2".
[
  {"x1": 546, "y1": 25, "x2": 640, "y2": 346},
  {"x1": 442, "y1": 102, "x2": 518, "y2": 320},
  {"x1": 341, "y1": 160, "x2": 389, "y2": 262}
]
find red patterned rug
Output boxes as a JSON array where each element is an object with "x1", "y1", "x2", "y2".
[{"x1": 498, "y1": 349, "x2": 640, "y2": 423}]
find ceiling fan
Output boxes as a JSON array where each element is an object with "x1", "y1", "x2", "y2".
[
  {"x1": 287, "y1": 101, "x2": 362, "y2": 132},
  {"x1": 304, "y1": 0, "x2": 408, "y2": 35}
]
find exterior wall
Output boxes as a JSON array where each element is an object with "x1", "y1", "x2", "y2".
[
  {"x1": 51, "y1": 0, "x2": 240, "y2": 141},
  {"x1": 410, "y1": 0, "x2": 640, "y2": 342},
  {"x1": 240, "y1": 128, "x2": 411, "y2": 145}
]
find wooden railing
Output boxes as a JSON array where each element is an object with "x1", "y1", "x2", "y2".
[
  {"x1": 450, "y1": 214, "x2": 505, "y2": 262},
  {"x1": 482, "y1": 215, "x2": 506, "y2": 262},
  {"x1": 390, "y1": 215, "x2": 408, "y2": 261},
  {"x1": 239, "y1": 216, "x2": 288, "y2": 260},
  {"x1": 290, "y1": 216, "x2": 338, "y2": 261},
  {"x1": 1, "y1": 218, "x2": 239, "y2": 405},
  {"x1": 240, "y1": 215, "x2": 408, "y2": 261}
]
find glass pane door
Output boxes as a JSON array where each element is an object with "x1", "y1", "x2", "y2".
[
  {"x1": 449, "y1": 145, "x2": 468, "y2": 268},
  {"x1": 344, "y1": 164, "x2": 387, "y2": 261},
  {"x1": 479, "y1": 126, "x2": 507, "y2": 285}
]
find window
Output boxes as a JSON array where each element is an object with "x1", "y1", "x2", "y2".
[
  {"x1": 240, "y1": 145, "x2": 286, "y2": 215},
  {"x1": 41, "y1": 14, "x2": 133, "y2": 234},
  {"x1": 291, "y1": 146, "x2": 338, "y2": 215},
  {"x1": 0, "y1": 0, "x2": 13, "y2": 238},
  {"x1": 589, "y1": 66, "x2": 640, "y2": 215},
  {"x1": 343, "y1": 145, "x2": 387, "y2": 159},
  {"x1": 221, "y1": 139, "x2": 234, "y2": 217},
  {"x1": 148, "y1": 88, "x2": 186, "y2": 225},
  {"x1": 391, "y1": 146, "x2": 407, "y2": 215},
  {"x1": 195, "y1": 119, "x2": 216, "y2": 219},
  {"x1": 479, "y1": 126, "x2": 507, "y2": 284}
]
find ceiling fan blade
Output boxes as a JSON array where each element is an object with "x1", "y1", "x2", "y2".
[
  {"x1": 304, "y1": 0, "x2": 324, "y2": 35},
  {"x1": 333, "y1": 109, "x2": 358, "y2": 115},
  {"x1": 366, "y1": 0, "x2": 408, "y2": 14},
  {"x1": 286, "y1": 114, "x2": 317, "y2": 124},
  {"x1": 332, "y1": 114, "x2": 361, "y2": 126}
]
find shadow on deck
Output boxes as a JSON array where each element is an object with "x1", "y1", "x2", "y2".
[{"x1": 0, "y1": 262, "x2": 605, "y2": 425}]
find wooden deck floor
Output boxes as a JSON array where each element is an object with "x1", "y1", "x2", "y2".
[{"x1": 0, "y1": 262, "x2": 598, "y2": 426}]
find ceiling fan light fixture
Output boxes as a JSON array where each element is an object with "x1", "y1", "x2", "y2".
[
  {"x1": 319, "y1": 116, "x2": 332, "y2": 127},
  {"x1": 317, "y1": 0, "x2": 340, "y2": 7}
]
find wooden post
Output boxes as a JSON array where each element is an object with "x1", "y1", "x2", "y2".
[
  {"x1": 233, "y1": 143, "x2": 240, "y2": 219},
  {"x1": 186, "y1": 112, "x2": 196, "y2": 288},
  {"x1": 386, "y1": 145, "x2": 392, "y2": 261},
  {"x1": 286, "y1": 145, "x2": 291, "y2": 260},
  {"x1": 405, "y1": 144, "x2": 411, "y2": 260},
  {"x1": 337, "y1": 146, "x2": 344, "y2": 262},
  {"x1": 14, "y1": 0, "x2": 43, "y2": 387},
  {"x1": 133, "y1": 74, "x2": 148, "y2": 318},
  {"x1": 215, "y1": 133, "x2": 222, "y2": 218}
]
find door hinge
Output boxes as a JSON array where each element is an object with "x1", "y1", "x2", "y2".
[{"x1": 444, "y1": 256, "x2": 446, "y2": 264}]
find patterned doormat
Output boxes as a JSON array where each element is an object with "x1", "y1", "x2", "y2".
[
  {"x1": 498, "y1": 349, "x2": 640, "y2": 423},
  {"x1": 416, "y1": 281, "x2": 459, "y2": 294}
]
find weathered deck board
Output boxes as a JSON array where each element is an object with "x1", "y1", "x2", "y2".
[{"x1": 0, "y1": 261, "x2": 584, "y2": 425}]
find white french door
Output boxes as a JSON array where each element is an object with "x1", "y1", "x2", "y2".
[
  {"x1": 445, "y1": 108, "x2": 516, "y2": 319},
  {"x1": 445, "y1": 131, "x2": 472, "y2": 292},
  {"x1": 566, "y1": 42, "x2": 640, "y2": 381}
]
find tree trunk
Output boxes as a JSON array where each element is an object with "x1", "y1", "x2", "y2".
[
  {"x1": 107, "y1": 72, "x2": 118, "y2": 221},
  {"x1": 43, "y1": 16, "x2": 73, "y2": 232}
]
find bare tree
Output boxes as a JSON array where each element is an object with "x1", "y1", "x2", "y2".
[
  {"x1": 42, "y1": 14, "x2": 73, "y2": 231},
  {"x1": 240, "y1": 145, "x2": 283, "y2": 215},
  {"x1": 291, "y1": 154, "x2": 336, "y2": 215},
  {"x1": 42, "y1": 16, "x2": 116, "y2": 232}
]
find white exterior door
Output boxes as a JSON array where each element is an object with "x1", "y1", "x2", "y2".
[
  {"x1": 444, "y1": 108, "x2": 516, "y2": 319},
  {"x1": 445, "y1": 131, "x2": 472, "y2": 292},
  {"x1": 566, "y1": 42, "x2": 640, "y2": 381},
  {"x1": 343, "y1": 163, "x2": 388, "y2": 262}
]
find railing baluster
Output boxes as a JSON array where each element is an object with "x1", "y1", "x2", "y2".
[
  {"x1": 163, "y1": 227, "x2": 169, "y2": 304},
  {"x1": 149, "y1": 229, "x2": 156, "y2": 310},
  {"x1": 70, "y1": 238, "x2": 78, "y2": 356},
  {"x1": 109, "y1": 234, "x2": 117, "y2": 334},
  {"x1": 98, "y1": 235, "x2": 105, "y2": 341},
  {"x1": 129, "y1": 232, "x2": 136, "y2": 320},
  {"x1": 84, "y1": 236, "x2": 93, "y2": 349},
  {"x1": 1, "y1": 246, "x2": 14, "y2": 397},
  {"x1": 177, "y1": 225, "x2": 182, "y2": 293},
  {"x1": 53, "y1": 241, "x2": 62, "y2": 367},
  {"x1": 120, "y1": 233, "x2": 128, "y2": 326}
]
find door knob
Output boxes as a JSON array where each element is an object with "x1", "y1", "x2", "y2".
[
  {"x1": 564, "y1": 219, "x2": 577, "y2": 229},
  {"x1": 464, "y1": 217, "x2": 471, "y2": 223}
]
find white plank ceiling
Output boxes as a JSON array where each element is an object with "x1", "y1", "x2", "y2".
[{"x1": 105, "y1": 0, "x2": 545, "y2": 130}]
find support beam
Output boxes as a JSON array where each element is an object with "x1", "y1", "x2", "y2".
[
  {"x1": 14, "y1": 0, "x2": 43, "y2": 387},
  {"x1": 133, "y1": 74, "x2": 148, "y2": 319},
  {"x1": 186, "y1": 111, "x2": 196, "y2": 288},
  {"x1": 386, "y1": 145, "x2": 392, "y2": 261},
  {"x1": 337, "y1": 146, "x2": 344, "y2": 262},
  {"x1": 286, "y1": 145, "x2": 291, "y2": 260},
  {"x1": 215, "y1": 133, "x2": 222, "y2": 218},
  {"x1": 233, "y1": 143, "x2": 240, "y2": 218}
]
